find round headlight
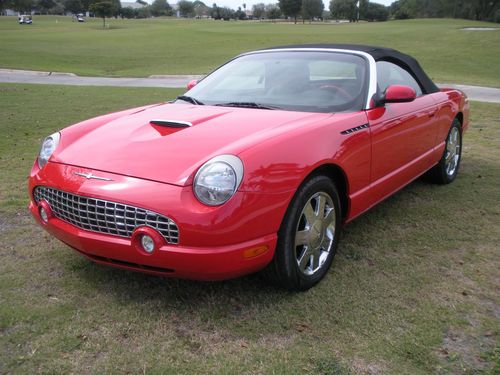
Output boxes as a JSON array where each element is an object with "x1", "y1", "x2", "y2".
[
  {"x1": 38, "y1": 132, "x2": 60, "y2": 169},
  {"x1": 194, "y1": 155, "x2": 244, "y2": 206}
]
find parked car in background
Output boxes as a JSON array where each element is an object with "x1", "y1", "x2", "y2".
[
  {"x1": 29, "y1": 44, "x2": 469, "y2": 291},
  {"x1": 77, "y1": 13, "x2": 85, "y2": 22}
]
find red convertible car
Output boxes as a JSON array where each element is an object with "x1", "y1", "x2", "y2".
[{"x1": 29, "y1": 45, "x2": 469, "y2": 290}]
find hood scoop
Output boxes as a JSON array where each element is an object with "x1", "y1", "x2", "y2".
[{"x1": 150, "y1": 119, "x2": 192, "y2": 128}]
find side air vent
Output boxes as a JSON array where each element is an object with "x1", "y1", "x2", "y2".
[
  {"x1": 150, "y1": 119, "x2": 192, "y2": 128},
  {"x1": 340, "y1": 123, "x2": 369, "y2": 135}
]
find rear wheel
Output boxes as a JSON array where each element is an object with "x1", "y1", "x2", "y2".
[
  {"x1": 265, "y1": 175, "x2": 342, "y2": 291},
  {"x1": 426, "y1": 118, "x2": 462, "y2": 184}
]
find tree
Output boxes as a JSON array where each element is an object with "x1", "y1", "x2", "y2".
[
  {"x1": 120, "y1": 6, "x2": 135, "y2": 17},
  {"x1": 48, "y1": 1, "x2": 65, "y2": 13},
  {"x1": 178, "y1": 0, "x2": 194, "y2": 17},
  {"x1": 390, "y1": 1, "x2": 411, "y2": 19},
  {"x1": 64, "y1": 0, "x2": 83, "y2": 14},
  {"x1": 151, "y1": 0, "x2": 172, "y2": 16},
  {"x1": 0, "y1": 0, "x2": 10, "y2": 12},
  {"x1": 329, "y1": 0, "x2": 356, "y2": 22},
  {"x1": 211, "y1": 2, "x2": 221, "y2": 18},
  {"x1": 136, "y1": 5, "x2": 150, "y2": 17},
  {"x1": 252, "y1": 2, "x2": 265, "y2": 19},
  {"x1": 266, "y1": 3, "x2": 281, "y2": 20},
  {"x1": 79, "y1": 0, "x2": 93, "y2": 11},
  {"x1": 365, "y1": 2, "x2": 388, "y2": 21},
  {"x1": 388, "y1": 0, "x2": 498, "y2": 21},
  {"x1": 10, "y1": 0, "x2": 34, "y2": 12},
  {"x1": 37, "y1": 0, "x2": 56, "y2": 13},
  {"x1": 235, "y1": 5, "x2": 246, "y2": 19},
  {"x1": 90, "y1": 1, "x2": 114, "y2": 27},
  {"x1": 301, "y1": 0, "x2": 323, "y2": 22},
  {"x1": 446, "y1": 0, "x2": 498, "y2": 21},
  {"x1": 219, "y1": 6, "x2": 233, "y2": 19},
  {"x1": 358, "y1": 0, "x2": 368, "y2": 19},
  {"x1": 278, "y1": 0, "x2": 301, "y2": 23},
  {"x1": 110, "y1": 0, "x2": 121, "y2": 17}
]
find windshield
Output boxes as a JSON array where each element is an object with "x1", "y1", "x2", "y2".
[{"x1": 183, "y1": 51, "x2": 369, "y2": 113}]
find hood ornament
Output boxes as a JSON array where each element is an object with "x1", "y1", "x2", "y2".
[{"x1": 74, "y1": 172, "x2": 113, "y2": 181}]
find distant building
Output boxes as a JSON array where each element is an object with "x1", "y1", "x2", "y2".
[{"x1": 120, "y1": 1, "x2": 147, "y2": 9}]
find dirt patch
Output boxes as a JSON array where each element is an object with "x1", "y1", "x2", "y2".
[
  {"x1": 433, "y1": 244, "x2": 499, "y2": 373},
  {"x1": 438, "y1": 328, "x2": 497, "y2": 373},
  {"x1": 350, "y1": 357, "x2": 387, "y2": 375}
]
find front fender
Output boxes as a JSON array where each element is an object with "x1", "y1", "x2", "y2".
[{"x1": 238, "y1": 111, "x2": 371, "y2": 201}]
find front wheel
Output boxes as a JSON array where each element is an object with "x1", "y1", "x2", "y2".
[
  {"x1": 426, "y1": 118, "x2": 462, "y2": 184},
  {"x1": 265, "y1": 175, "x2": 342, "y2": 291}
]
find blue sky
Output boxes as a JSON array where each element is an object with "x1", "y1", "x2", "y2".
[{"x1": 212, "y1": 0, "x2": 394, "y2": 10}]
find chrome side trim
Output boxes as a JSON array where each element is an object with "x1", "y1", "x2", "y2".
[{"x1": 340, "y1": 123, "x2": 369, "y2": 135}]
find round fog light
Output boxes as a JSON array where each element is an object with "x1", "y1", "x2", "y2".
[
  {"x1": 141, "y1": 235, "x2": 155, "y2": 253},
  {"x1": 40, "y1": 207, "x2": 49, "y2": 223}
]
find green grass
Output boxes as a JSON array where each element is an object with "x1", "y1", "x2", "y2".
[
  {"x1": 0, "y1": 17, "x2": 499, "y2": 86},
  {"x1": 0, "y1": 83, "x2": 499, "y2": 374}
]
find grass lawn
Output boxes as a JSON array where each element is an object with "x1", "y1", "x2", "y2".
[
  {"x1": 0, "y1": 83, "x2": 498, "y2": 374},
  {"x1": 0, "y1": 17, "x2": 499, "y2": 87}
]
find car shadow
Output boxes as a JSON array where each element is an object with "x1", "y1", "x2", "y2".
[
  {"x1": 69, "y1": 255, "x2": 293, "y2": 312},
  {"x1": 65, "y1": 168, "x2": 472, "y2": 313}
]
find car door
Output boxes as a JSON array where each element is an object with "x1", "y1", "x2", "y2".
[{"x1": 367, "y1": 61, "x2": 439, "y2": 204}]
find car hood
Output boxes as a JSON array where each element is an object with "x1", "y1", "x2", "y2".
[{"x1": 53, "y1": 103, "x2": 335, "y2": 186}]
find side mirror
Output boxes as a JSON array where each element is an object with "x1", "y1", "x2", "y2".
[
  {"x1": 382, "y1": 85, "x2": 416, "y2": 104},
  {"x1": 187, "y1": 79, "x2": 198, "y2": 90}
]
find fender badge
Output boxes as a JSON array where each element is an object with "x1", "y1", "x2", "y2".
[{"x1": 74, "y1": 172, "x2": 113, "y2": 181}]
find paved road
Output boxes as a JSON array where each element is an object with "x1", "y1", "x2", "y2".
[
  {"x1": 438, "y1": 83, "x2": 500, "y2": 104},
  {"x1": 1, "y1": 69, "x2": 499, "y2": 103},
  {"x1": 0, "y1": 69, "x2": 201, "y2": 88}
]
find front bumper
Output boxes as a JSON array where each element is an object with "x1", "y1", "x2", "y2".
[{"x1": 29, "y1": 162, "x2": 291, "y2": 280}]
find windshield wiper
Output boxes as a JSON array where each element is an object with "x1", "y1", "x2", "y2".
[
  {"x1": 214, "y1": 102, "x2": 278, "y2": 110},
  {"x1": 176, "y1": 95, "x2": 204, "y2": 105}
]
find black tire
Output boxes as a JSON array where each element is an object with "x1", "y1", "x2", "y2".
[
  {"x1": 264, "y1": 175, "x2": 342, "y2": 291},
  {"x1": 426, "y1": 118, "x2": 462, "y2": 184}
]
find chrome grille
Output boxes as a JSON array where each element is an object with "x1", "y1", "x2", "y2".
[{"x1": 34, "y1": 186, "x2": 179, "y2": 244}]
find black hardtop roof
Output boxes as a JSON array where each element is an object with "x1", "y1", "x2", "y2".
[
  {"x1": 267, "y1": 43, "x2": 398, "y2": 55},
  {"x1": 264, "y1": 44, "x2": 439, "y2": 94}
]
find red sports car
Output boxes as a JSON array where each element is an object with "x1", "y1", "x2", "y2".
[{"x1": 29, "y1": 45, "x2": 469, "y2": 290}]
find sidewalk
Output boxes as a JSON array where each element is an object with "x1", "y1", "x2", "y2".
[
  {"x1": 0, "y1": 69, "x2": 201, "y2": 88},
  {"x1": 437, "y1": 83, "x2": 500, "y2": 104},
  {"x1": 0, "y1": 69, "x2": 499, "y2": 103}
]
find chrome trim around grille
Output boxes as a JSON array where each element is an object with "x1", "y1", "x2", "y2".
[{"x1": 33, "y1": 186, "x2": 179, "y2": 244}]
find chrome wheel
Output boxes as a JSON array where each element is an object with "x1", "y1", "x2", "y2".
[
  {"x1": 266, "y1": 175, "x2": 341, "y2": 290},
  {"x1": 445, "y1": 126, "x2": 461, "y2": 176},
  {"x1": 295, "y1": 192, "x2": 336, "y2": 276}
]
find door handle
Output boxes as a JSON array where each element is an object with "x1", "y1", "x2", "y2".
[{"x1": 428, "y1": 110, "x2": 437, "y2": 118}]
